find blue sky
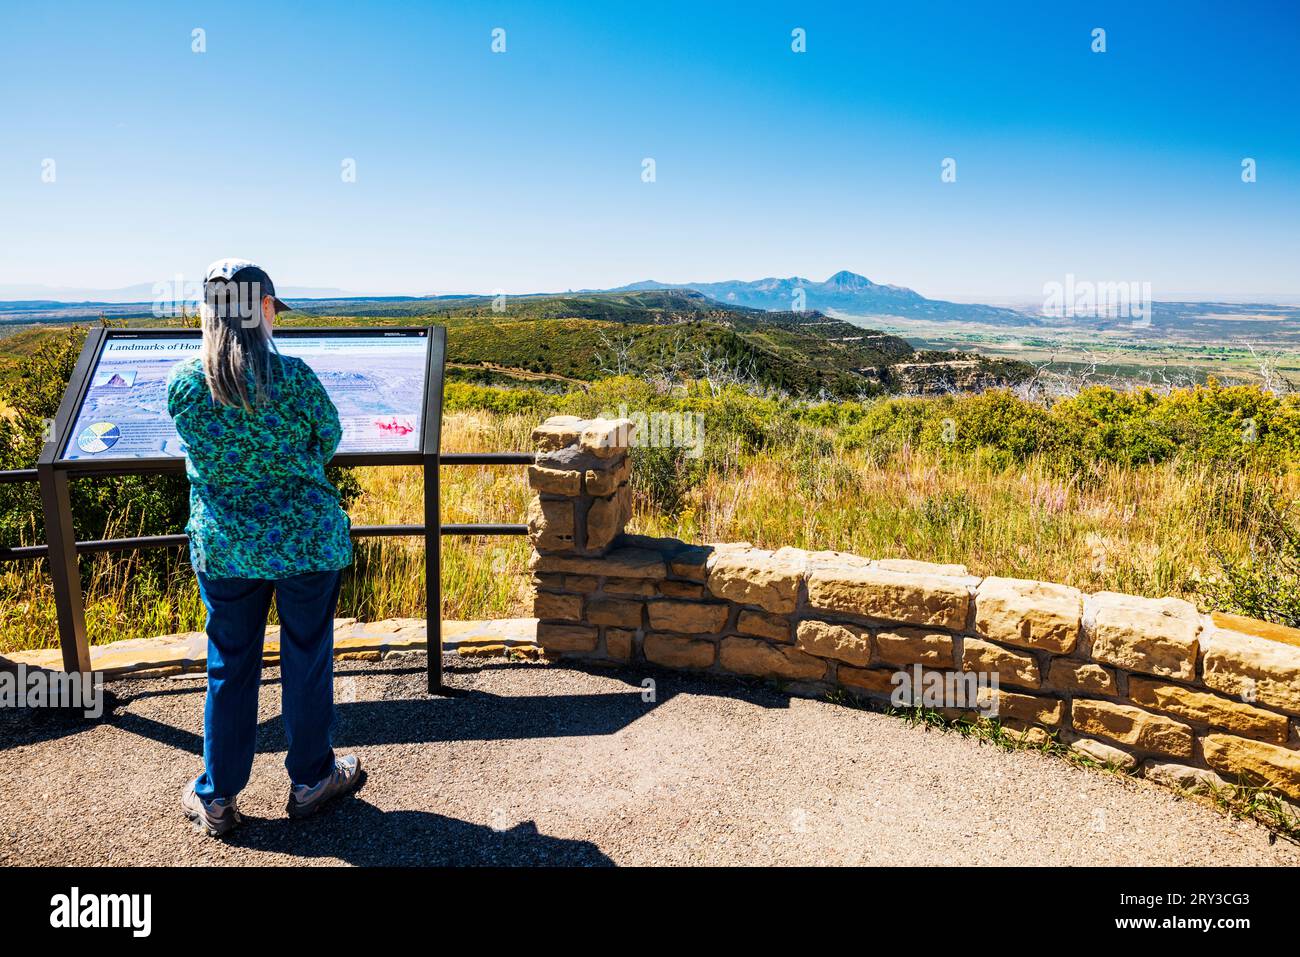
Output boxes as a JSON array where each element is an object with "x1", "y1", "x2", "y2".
[{"x1": 1, "y1": 0, "x2": 1297, "y2": 301}]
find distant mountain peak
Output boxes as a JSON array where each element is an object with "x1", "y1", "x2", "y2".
[
  {"x1": 598, "y1": 270, "x2": 1022, "y2": 322},
  {"x1": 825, "y1": 269, "x2": 873, "y2": 288}
]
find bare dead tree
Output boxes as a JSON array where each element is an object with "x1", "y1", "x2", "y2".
[
  {"x1": 594, "y1": 327, "x2": 637, "y2": 377},
  {"x1": 1014, "y1": 350, "x2": 1059, "y2": 403},
  {"x1": 694, "y1": 340, "x2": 761, "y2": 395},
  {"x1": 1245, "y1": 341, "x2": 1295, "y2": 395},
  {"x1": 641, "y1": 329, "x2": 692, "y2": 394},
  {"x1": 1041, "y1": 346, "x2": 1127, "y2": 397},
  {"x1": 1068, "y1": 348, "x2": 1103, "y2": 392},
  {"x1": 1151, "y1": 355, "x2": 1195, "y2": 396}
]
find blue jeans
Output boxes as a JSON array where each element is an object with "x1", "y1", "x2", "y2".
[{"x1": 194, "y1": 569, "x2": 342, "y2": 801}]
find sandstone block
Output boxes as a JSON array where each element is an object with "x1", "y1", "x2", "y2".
[
  {"x1": 1070, "y1": 737, "x2": 1138, "y2": 770},
  {"x1": 531, "y1": 546, "x2": 666, "y2": 579},
  {"x1": 532, "y1": 415, "x2": 584, "y2": 452},
  {"x1": 584, "y1": 456, "x2": 631, "y2": 496},
  {"x1": 1140, "y1": 760, "x2": 1229, "y2": 794},
  {"x1": 536, "y1": 623, "x2": 598, "y2": 654},
  {"x1": 586, "y1": 597, "x2": 643, "y2": 628},
  {"x1": 605, "y1": 577, "x2": 658, "y2": 598},
  {"x1": 1071, "y1": 699, "x2": 1193, "y2": 758},
  {"x1": 975, "y1": 577, "x2": 1082, "y2": 654},
  {"x1": 980, "y1": 689, "x2": 1063, "y2": 726},
  {"x1": 527, "y1": 464, "x2": 581, "y2": 496},
  {"x1": 1088, "y1": 591, "x2": 1200, "y2": 681},
  {"x1": 737, "y1": 609, "x2": 790, "y2": 642},
  {"x1": 533, "y1": 591, "x2": 582, "y2": 621},
  {"x1": 874, "y1": 627, "x2": 955, "y2": 668},
  {"x1": 1127, "y1": 676, "x2": 1289, "y2": 744},
  {"x1": 586, "y1": 485, "x2": 631, "y2": 552},
  {"x1": 455, "y1": 645, "x2": 502, "y2": 659},
  {"x1": 719, "y1": 637, "x2": 826, "y2": 681},
  {"x1": 1046, "y1": 659, "x2": 1116, "y2": 696},
  {"x1": 1201, "y1": 626, "x2": 1300, "y2": 717},
  {"x1": 565, "y1": 575, "x2": 599, "y2": 593},
  {"x1": 1210, "y1": 611, "x2": 1300, "y2": 649},
  {"x1": 579, "y1": 418, "x2": 637, "y2": 458},
  {"x1": 838, "y1": 666, "x2": 900, "y2": 695},
  {"x1": 604, "y1": 628, "x2": 635, "y2": 662},
  {"x1": 647, "y1": 601, "x2": 729, "y2": 634},
  {"x1": 526, "y1": 496, "x2": 575, "y2": 552},
  {"x1": 794, "y1": 619, "x2": 872, "y2": 667},
  {"x1": 643, "y1": 633, "x2": 715, "y2": 669},
  {"x1": 876, "y1": 558, "x2": 969, "y2": 577},
  {"x1": 660, "y1": 580, "x2": 706, "y2": 600},
  {"x1": 669, "y1": 545, "x2": 711, "y2": 582},
  {"x1": 1202, "y1": 733, "x2": 1300, "y2": 801},
  {"x1": 1002, "y1": 720, "x2": 1054, "y2": 746},
  {"x1": 706, "y1": 545, "x2": 806, "y2": 615},
  {"x1": 807, "y1": 563, "x2": 968, "y2": 631},
  {"x1": 805, "y1": 550, "x2": 873, "y2": 576},
  {"x1": 961, "y1": 637, "x2": 1040, "y2": 689}
]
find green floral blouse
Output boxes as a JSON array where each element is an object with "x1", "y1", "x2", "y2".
[{"x1": 167, "y1": 354, "x2": 353, "y2": 580}]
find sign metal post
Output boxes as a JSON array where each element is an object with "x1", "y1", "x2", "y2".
[
  {"x1": 37, "y1": 325, "x2": 105, "y2": 675},
  {"x1": 37, "y1": 464, "x2": 92, "y2": 673},
  {"x1": 422, "y1": 326, "x2": 447, "y2": 693}
]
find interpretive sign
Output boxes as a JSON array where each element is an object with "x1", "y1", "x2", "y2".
[
  {"x1": 59, "y1": 328, "x2": 432, "y2": 463},
  {"x1": 38, "y1": 325, "x2": 448, "y2": 692}
]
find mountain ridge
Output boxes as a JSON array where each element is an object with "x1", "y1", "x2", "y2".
[{"x1": 595, "y1": 271, "x2": 1029, "y2": 323}]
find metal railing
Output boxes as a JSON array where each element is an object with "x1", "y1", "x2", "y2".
[
  {"x1": 0, "y1": 453, "x2": 533, "y2": 563},
  {"x1": 0, "y1": 453, "x2": 534, "y2": 689}
]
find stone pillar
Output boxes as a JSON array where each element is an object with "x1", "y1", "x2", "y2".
[{"x1": 527, "y1": 415, "x2": 634, "y2": 557}]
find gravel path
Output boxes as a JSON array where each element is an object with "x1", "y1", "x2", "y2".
[{"x1": 2, "y1": 655, "x2": 1297, "y2": 866}]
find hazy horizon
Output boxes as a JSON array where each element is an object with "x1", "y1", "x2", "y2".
[{"x1": 3, "y1": 271, "x2": 1299, "y2": 308}]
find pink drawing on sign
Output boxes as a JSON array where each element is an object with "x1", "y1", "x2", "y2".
[{"x1": 374, "y1": 416, "x2": 415, "y2": 436}]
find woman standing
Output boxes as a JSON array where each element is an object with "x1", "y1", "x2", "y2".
[{"x1": 169, "y1": 258, "x2": 362, "y2": 837}]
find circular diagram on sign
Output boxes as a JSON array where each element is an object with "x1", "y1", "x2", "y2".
[{"x1": 77, "y1": 422, "x2": 121, "y2": 454}]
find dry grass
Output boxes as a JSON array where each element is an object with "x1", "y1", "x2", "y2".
[
  {"x1": 0, "y1": 409, "x2": 1291, "y2": 654},
  {"x1": 339, "y1": 411, "x2": 537, "y2": 623},
  {"x1": 636, "y1": 448, "x2": 1291, "y2": 600}
]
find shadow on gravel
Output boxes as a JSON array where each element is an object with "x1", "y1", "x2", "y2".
[
  {"x1": 324, "y1": 662, "x2": 798, "y2": 748},
  {"x1": 328, "y1": 687, "x2": 672, "y2": 747},
  {"x1": 1, "y1": 685, "x2": 667, "y2": 758},
  {"x1": 0, "y1": 657, "x2": 798, "y2": 760},
  {"x1": 223, "y1": 797, "x2": 615, "y2": 866},
  {"x1": 0, "y1": 690, "x2": 123, "y2": 753}
]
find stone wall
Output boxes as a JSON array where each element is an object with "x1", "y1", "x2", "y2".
[{"x1": 528, "y1": 415, "x2": 1300, "y2": 803}]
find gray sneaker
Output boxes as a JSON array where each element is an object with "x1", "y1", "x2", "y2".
[
  {"x1": 181, "y1": 778, "x2": 242, "y2": 837},
  {"x1": 287, "y1": 755, "x2": 363, "y2": 819}
]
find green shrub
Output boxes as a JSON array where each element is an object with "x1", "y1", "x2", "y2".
[
  {"x1": 630, "y1": 444, "x2": 702, "y2": 517},
  {"x1": 443, "y1": 381, "x2": 555, "y2": 416},
  {"x1": 839, "y1": 384, "x2": 1300, "y2": 473},
  {"x1": 1200, "y1": 495, "x2": 1300, "y2": 630}
]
